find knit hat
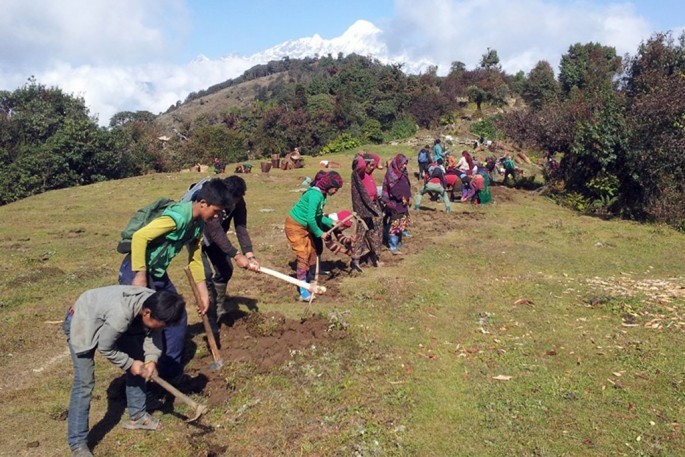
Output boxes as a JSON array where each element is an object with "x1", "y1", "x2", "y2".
[{"x1": 337, "y1": 210, "x2": 353, "y2": 226}]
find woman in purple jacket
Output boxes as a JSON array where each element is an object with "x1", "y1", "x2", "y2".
[{"x1": 381, "y1": 154, "x2": 412, "y2": 255}]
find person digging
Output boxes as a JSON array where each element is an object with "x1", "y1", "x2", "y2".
[{"x1": 63, "y1": 287, "x2": 185, "y2": 457}]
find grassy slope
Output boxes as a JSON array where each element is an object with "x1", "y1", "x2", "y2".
[{"x1": 1, "y1": 147, "x2": 684, "y2": 456}]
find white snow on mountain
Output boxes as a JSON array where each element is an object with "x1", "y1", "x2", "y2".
[
  {"x1": 255, "y1": 20, "x2": 386, "y2": 61},
  {"x1": 231, "y1": 20, "x2": 434, "y2": 76}
]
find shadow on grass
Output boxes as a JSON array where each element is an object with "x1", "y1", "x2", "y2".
[
  {"x1": 287, "y1": 258, "x2": 351, "y2": 276},
  {"x1": 88, "y1": 376, "x2": 126, "y2": 450},
  {"x1": 88, "y1": 370, "x2": 211, "y2": 450}
]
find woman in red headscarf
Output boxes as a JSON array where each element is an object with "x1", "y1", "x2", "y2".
[
  {"x1": 285, "y1": 171, "x2": 343, "y2": 301},
  {"x1": 381, "y1": 154, "x2": 412, "y2": 255},
  {"x1": 350, "y1": 152, "x2": 383, "y2": 270}
]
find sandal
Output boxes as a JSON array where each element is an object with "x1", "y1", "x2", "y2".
[{"x1": 123, "y1": 412, "x2": 161, "y2": 431}]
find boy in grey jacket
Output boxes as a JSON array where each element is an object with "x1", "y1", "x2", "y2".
[{"x1": 63, "y1": 286, "x2": 185, "y2": 457}]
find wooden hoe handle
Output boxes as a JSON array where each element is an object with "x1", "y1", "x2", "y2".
[{"x1": 184, "y1": 267, "x2": 222, "y2": 363}]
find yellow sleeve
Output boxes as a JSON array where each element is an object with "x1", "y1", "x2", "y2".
[
  {"x1": 130, "y1": 216, "x2": 177, "y2": 271},
  {"x1": 187, "y1": 235, "x2": 206, "y2": 282}
]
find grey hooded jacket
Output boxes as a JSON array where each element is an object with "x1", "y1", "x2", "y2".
[{"x1": 69, "y1": 285, "x2": 163, "y2": 370}]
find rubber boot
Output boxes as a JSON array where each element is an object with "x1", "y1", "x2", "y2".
[
  {"x1": 212, "y1": 281, "x2": 228, "y2": 318},
  {"x1": 205, "y1": 281, "x2": 227, "y2": 347},
  {"x1": 369, "y1": 252, "x2": 382, "y2": 267}
]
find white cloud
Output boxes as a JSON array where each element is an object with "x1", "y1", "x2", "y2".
[
  {"x1": 29, "y1": 56, "x2": 256, "y2": 124},
  {"x1": 0, "y1": 0, "x2": 187, "y2": 68},
  {"x1": 0, "y1": 0, "x2": 665, "y2": 126},
  {"x1": 388, "y1": 0, "x2": 652, "y2": 74}
]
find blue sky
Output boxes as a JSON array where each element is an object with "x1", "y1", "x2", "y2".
[
  {"x1": 0, "y1": 0, "x2": 683, "y2": 125},
  {"x1": 178, "y1": 0, "x2": 683, "y2": 61},
  {"x1": 181, "y1": 0, "x2": 394, "y2": 60}
]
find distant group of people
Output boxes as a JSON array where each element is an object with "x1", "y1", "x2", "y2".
[{"x1": 412, "y1": 137, "x2": 526, "y2": 210}]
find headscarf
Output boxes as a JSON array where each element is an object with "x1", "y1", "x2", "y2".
[
  {"x1": 368, "y1": 153, "x2": 382, "y2": 169},
  {"x1": 311, "y1": 170, "x2": 343, "y2": 192},
  {"x1": 358, "y1": 152, "x2": 382, "y2": 170},
  {"x1": 382, "y1": 154, "x2": 409, "y2": 202}
]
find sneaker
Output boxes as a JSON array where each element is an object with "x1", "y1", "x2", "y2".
[
  {"x1": 402, "y1": 231, "x2": 413, "y2": 238},
  {"x1": 350, "y1": 260, "x2": 363, "y2": 272},
  {"x1": 122, "y1": 412, "x2": 161, "y2": 431},
  {"x1": 71, "y1": 443, "x2": 93, "y2": 457},
  {"x1": 390, "y1": 249, "x2": 402, "y2": 256},
  {"x1": 299, "y1": 294, "x2": 316, "y2": 302}
]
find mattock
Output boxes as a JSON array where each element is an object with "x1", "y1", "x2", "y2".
[{"x1": 151, "y1": 374, "x2": 208, "y2": 422}]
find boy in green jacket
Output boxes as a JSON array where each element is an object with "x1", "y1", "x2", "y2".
[
  {"x1": 63, "y1": 286, "x2": 185, "y2": 457},
  {"x1": 118, "y1": 178, "x2": 232, "y2": 381},
  {"x1": 284, "y1": 171, "x2": 343, "y2": 301}
]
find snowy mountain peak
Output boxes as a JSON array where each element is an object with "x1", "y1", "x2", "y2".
[
  {"x1": 340, "y1": 19, "x2": 382, "y2": 39},
  {"x1": 249, "y1": 20, "x2": 387, "y2": 64}
]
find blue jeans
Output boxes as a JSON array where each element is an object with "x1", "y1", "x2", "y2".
[
  {"x1": 118, "y1": 255, "x2": 187, "y2": 379},
  {"x1": 63, "y1": 311, "x2": 146, "y2": 449}
]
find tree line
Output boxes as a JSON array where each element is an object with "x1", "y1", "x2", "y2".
[{"x1": 497, "y1": 32, "x2": 685, "y2": 229}]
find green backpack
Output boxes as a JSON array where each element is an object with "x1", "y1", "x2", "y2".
[{"x1": 117, "y1": 197, "x2": 175, "y2": 254}]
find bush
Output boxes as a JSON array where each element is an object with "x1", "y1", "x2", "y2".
[
  {"x1": 470, "y1": 116, "x2": 499, "y2": 140},
  {"x1": 555, "y1": 192, "x2": 590, "y2": 213},
  {"x1": 387, "y1": 116, "x2": 418, "y2": 141},
  {"x1": 319, "y1": 133, "x2": 362, "y2": 156},
  {"x1": 362, "y1": 119, "x2": 384, "y2": 144}
]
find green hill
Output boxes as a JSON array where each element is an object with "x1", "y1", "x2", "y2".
[{"x1": 1, "y1": 148, "x2": 684, "y2": 455}]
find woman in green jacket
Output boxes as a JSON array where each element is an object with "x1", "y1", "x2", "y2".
[{"x1": 285, "y1": 171, "x2": 343, "y2": 301}]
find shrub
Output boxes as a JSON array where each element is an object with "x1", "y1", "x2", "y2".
[
  {"x1": 470, "y1": 116, "x2": 499, "y2": 140},
  {"x1": 319, "y1": 133, "x2": 362, "y2": 156},
  {"x1": 362, "y1": 119, "x2": 384, "y2": 144},
  {"x1": 387, "y1": 116, "x2": 418, "y2": 141}
]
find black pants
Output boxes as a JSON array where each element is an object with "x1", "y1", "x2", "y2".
[
  {"x1": 418, "y1": 162, "x2": 429, "y2": 180},
  {"x1": 203, "y1": 243, "x2": 234, "y2": 283}
]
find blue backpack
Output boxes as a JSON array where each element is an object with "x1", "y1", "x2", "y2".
[
  {"x1": 179, "y1": 177, "x2": 211, "y2": 203},
  {"x1": 418, "y1": 149, "x2": 429, "y2": 163}
]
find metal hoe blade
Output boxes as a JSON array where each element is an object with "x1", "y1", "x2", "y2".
[{"x1": 186, "y1": 404, "x2": 208, "y2": 423}]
